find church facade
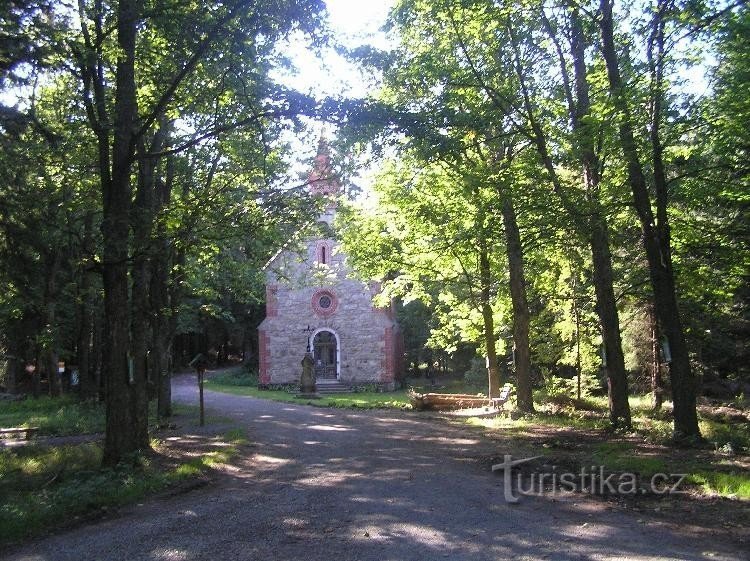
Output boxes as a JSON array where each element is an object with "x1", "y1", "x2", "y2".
[{"x1": 257, "y1": 142, "x2": 403, "y2": 390}]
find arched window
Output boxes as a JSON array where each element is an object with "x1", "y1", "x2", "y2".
[{"x1": 316, "y1": 241, "x2": 331, "y2": 265}]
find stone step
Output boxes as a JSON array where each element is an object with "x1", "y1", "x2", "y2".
[{"x1": 315, "y1": 380, "x2": 350, "y2": 394}]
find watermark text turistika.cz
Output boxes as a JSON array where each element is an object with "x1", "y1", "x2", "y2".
[{"x1": 492, "y1": 455, "x2": 687, "y2": 504}]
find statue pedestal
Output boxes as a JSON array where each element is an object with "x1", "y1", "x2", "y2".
[{"x1": 297, "y1": 351, "x2": 320, "y2": 399}]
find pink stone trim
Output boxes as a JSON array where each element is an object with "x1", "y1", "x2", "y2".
[
  {"x1": 382, "y1": 326, "x2": 395, "y2": 382},
  {"x1": 266, "y1": 284, "x2": 278, "y2": 317}
]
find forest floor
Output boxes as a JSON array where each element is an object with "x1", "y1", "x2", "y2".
[
  {"x1": 3, "y1": 373, "x2": 747, "y2": 561},
  {"x1": 0, "y1": 399, "x2": 246, "y2": 546}
]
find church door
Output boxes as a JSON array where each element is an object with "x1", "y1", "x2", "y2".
[{"x1": 313, "y1": 330, "x2": 338, "y2": 379}]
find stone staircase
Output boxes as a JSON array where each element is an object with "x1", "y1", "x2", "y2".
[{"x1": 315, "y1": 379, "x2": 350, "y2": 395}]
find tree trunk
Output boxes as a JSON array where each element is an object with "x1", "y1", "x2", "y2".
[
  {"x1": 152, "y1": 144, "x2": 174, "y2": 419},
  {"x1": 501, "y1": 197, "x2": 534, "y2": 412},
  {"x1": 479, "y1": 243, "x2": 501, "y2": 398},
  {"x1": 130, "y1": 142, "x2": 154, "y2": 429},
  {"x1": 102, "y1": 0, "x2": 149, "y2": 466},
  {"x1": 152, "y1": 310, "x2": 172, "y2": 419},
  {"x1": 32, "y1": 353, "x2": 40, "y2": 399},
  {"x1": 590, "y1": 222, "x2": 631, "y2": 427},
  {"x1": 598, "y1": 0, "x2": 699, "y2": 440},
  {"x1": 650, "y1": 303, "x2": 664, "y2": 410},
  {"x1": 4, "y1": 359, "x2": 17, "y2": 394},
  {"x1": 520, "y1": 8, "x2": 631, "y2": 425},
  {"x1": 43, "y1": 346, "x2": 59, "y2": 397},
  {"x1": 131, "y1": 127, "x2": 167, "y2": 421},
  {"x1": 76, "y1": 282, "x2": 94, "y2": 398},
  {"x1": 77, "y1": 212, "x2": 96, "y2": 399},
  {"x1": 91, "y1": 308, "x2": 103, "y2": 399},
  {"x1": 568, "y1": 6, "x2": 631, "y2": 428}
]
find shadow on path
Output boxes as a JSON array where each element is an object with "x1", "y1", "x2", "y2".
[{"x1": 3, "y1": 374, "x2": 744, "y2": 561}]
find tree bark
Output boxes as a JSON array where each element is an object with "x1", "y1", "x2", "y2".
[
  {"x1": 102, "y1": 0, "x2": 149, "y2": 466},
  {"x1": 132, "y1": 126, "x2": 167, "y2": 418},
  {"x1": 598, "y1": 0, "x2": 699, "y2": 440},
  {"x1": 152, "y1": 143, "x2": 174, "y2": 419},
  {"x1": 501, "y1": 196, "x2": 534, "y2": 412},
  {"x1": 590, "y1": 221, "x2": 631, "y2": 427}
]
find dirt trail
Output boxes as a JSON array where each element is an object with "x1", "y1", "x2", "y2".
[{"x1": 3, "y1": 375, "x2": 746, "y2": 561}]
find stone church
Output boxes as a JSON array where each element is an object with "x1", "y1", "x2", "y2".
[{"x1": 257, "y1": 140, "x2": 403, "y2": 390}]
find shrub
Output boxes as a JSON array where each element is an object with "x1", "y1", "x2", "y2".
[
  {"x1": 349, "y1": 383, "x2": 380, "y2": 393},
  {"x1": 542, "y1": 369, "x2": 601, "y2": 399},
  {"x1": 209, "y1": 367, "x2": 258, "y2": 387},
  {"x1": 463, "y1": 357, "x2": 487, "y2": 390}
]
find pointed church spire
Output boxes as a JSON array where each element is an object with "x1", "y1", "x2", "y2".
[
  {"x1": 308, "y1": 131, "x2": 340, "y2": 197},
  {"x1": 316, "y1": 128, "x2": 330, "y2": 157}
]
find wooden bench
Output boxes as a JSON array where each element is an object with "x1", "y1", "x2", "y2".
[
  {"x1": 490, "y1": 384, "x2": 514, "y2": 409},
  {"x1": 0, "y1": 427, "x2": 39, "y2": 440}
]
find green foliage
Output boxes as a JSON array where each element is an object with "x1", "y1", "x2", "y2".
[
  {"x1": 0, "y1": 396, "x2": 105, "y2": 436},
  {"x1": 541, "y1": 371, "x2": 602, "y2": 401},
  {"x1": 209, "y1": 367, "x2": 259, "y2": 387},
  {"x1": 699, "y1": 419, "x2": 750, "y2": 454},
  {"x1": 0, "y1": 430, "x2": 247, "y2": 545},
  {"x1": 463, "y1": 357, "x2": 488, "y2": 391},
  {"x1": 339, "y1": 155, "x2": 512, "y2": 362}
]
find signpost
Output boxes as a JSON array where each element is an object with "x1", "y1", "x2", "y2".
[{"x1": 189, "y1": 353, "x2": 209, "y2": 426}]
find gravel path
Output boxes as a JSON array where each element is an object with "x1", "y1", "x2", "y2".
[{"x1": 3, "y1": 375, "x2": 745, "y2": 561}]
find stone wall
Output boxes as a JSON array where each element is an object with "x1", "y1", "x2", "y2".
[{"x1": 258, "y1": 230, "x2": 401, "y2": 390}]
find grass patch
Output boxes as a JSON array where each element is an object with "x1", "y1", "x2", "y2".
[
  {"x1": 591, "y1": 441, "x2": 668, "y2": 474},
  {"x1": 699, "y1": 418, "x2": 750, "y2": 453},
  {"x1": 204, "y1": 367, "x2": 411, "y2": 409},
  {"x1": 464, "y1": 409, "x2": 608, "y2": 433},
  {"x1": 689, "y1": 470, "x2": 750, "y2": 499},
  {"x1": 204, "y1": 379, "x2": 412, "y2": 410},
  {"x1": 0, "y1": 396, "x2": 105, "y2": 436},
  {"x1": 0, "y1": 429, "x2": 246, "y2": 545}
]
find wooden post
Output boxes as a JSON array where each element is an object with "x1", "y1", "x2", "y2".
[
  {"x1": 189, "y1": 353, "x2": 208, "y2": 427},
  {"x1": 198, "y1": 368, "x2": 205, "y2": 427}
]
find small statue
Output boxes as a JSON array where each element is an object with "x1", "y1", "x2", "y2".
[{"x1": 298, "y1": 351, "x2": 319, "y2": 398}]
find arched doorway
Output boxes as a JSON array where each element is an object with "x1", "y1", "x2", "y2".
[{"x1": 312, "y1": 329, "x2": 339, "y2": 379}]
